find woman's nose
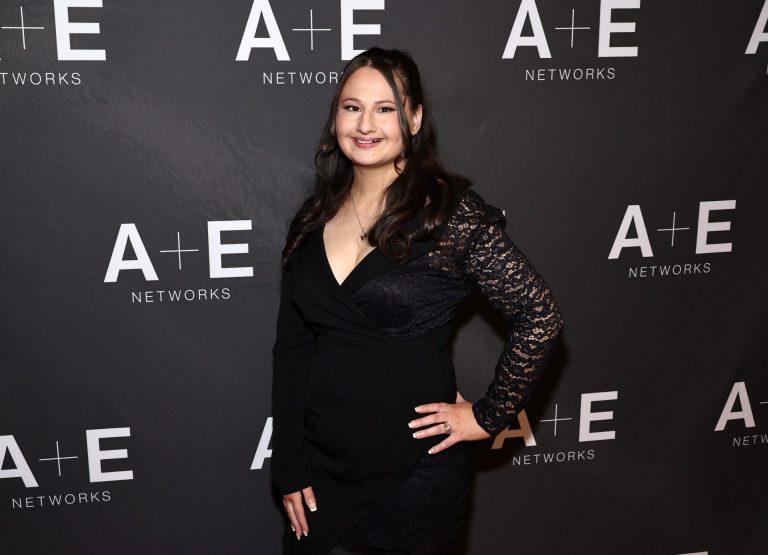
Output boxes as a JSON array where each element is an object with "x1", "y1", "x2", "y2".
[{"x1": 356, "y1": 110, "x2": 375, "y2": 134}]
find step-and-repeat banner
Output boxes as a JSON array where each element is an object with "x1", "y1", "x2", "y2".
[{"x1": 1, "y1": 1, "x2": 766, "y2": 553}]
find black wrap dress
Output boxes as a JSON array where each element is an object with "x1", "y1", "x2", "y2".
[{"x1": 271, "y1": 187, "x2": 565, "y2": 555}]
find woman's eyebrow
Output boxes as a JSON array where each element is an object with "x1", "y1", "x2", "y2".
[{"x1": 340, "y1": 97, "x2": 396, "y2": 104}]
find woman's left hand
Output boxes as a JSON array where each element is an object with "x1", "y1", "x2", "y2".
[{"x1": 408, "y1": 390, "x2": 492, "y2": 454}]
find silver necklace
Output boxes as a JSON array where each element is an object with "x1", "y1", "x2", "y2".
[{"x1": 350, "y1": 192, "x2": 380, "y2": 241}]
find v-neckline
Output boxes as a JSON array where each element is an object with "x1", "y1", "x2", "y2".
[{"x1": 321, "y1": 221, "x2": 379, "y2": 288}]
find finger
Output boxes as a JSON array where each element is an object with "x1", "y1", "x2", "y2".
[
  {"x1": 408, "y1": 413, "x2": 441, "y2": 429},
  {"x1": 415, "y1": 402, "x2": 448, "y2": 414},
  {"x1": 283, "y1": 500, "x2": 295, "y2": 532},
  {"x1": 284, "y1": 500, "x2": 302, "y2": 539},
  {"x1": 292, "y1": 499, "x2": 309, "y2": 538},
  {"x1": 427, "y1": 436, "x2": 456, "y2": 455},
  {"x1": 412, "y1": 423, "x2": 452, "y2": 439},
  {"x1": 410, "y1": 402, "x2": 456, "y2": 428},
  {"x1": 302, "y1": 486, "x2": 318, "y2": 512}
]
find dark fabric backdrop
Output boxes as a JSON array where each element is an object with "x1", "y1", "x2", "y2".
[{"x1": 1, "y1": 1, "x2": 766, "y2": 553}]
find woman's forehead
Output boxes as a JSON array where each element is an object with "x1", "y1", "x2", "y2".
[{"x1": 340, "y1": 67, "x2": 405, "y2": 101}]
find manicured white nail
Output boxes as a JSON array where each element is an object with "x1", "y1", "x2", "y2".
[
  {"x1": 291, "y1": 524, "x2": 295, "y2": 532},
  {"x1": 309, "y1": 503, "x2": 317, "y2": 512}
]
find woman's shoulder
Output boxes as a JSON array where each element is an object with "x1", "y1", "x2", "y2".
[
  {"x1": 449, "y1": 186, "x2": 507, "y2": 230},
  {"x1": 429, "y1": 185, "x2": 508, "y2": 257}
]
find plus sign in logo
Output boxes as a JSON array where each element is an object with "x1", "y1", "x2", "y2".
[
  {"x1": 1, "y1": 428, "x2": 132, "y2": 510},
  {"x1": 1, "y1": 5, "x2": 45, "y2": 55},
  {"x1": 291, "y1": 9, "x2": 332, "y2": 52},
  {"x1": 158, "y1": 232, "x2": 202, "y2": 271},
  {"x1": 607, "y1": 200, "x2": 735, "y2": 279},
  {"x1": 485, "y1": 390, "x2": 618, "y2": 467}
]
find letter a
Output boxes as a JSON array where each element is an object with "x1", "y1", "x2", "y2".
[
  {"x1": 746, "y1": 0, "x2": 768, "y2": 54},
  {"x1": 236, "y1": 0, "x2": 290, "y2": 61},
  {"x1": 251, "y1": 417, "x2": 274, "y2": 469},
  {"x1": 103, "y1": 224, "x2": 159, "y2": 282},
  {"x1": 502, "y1": 0, "x2": 551, "y2": 59},
  {"x1": 0, "y1": 436, "x2": 39, "y2": 487},
  {"x1": 491, "y1": 410, "x2": 537, "y2": 449},
  {"x1": 607, "y1": 205, "x2": 653, "y2": 259},
  {"x1": 715, "y1": 382, "x2": 755, "y2": 431}
]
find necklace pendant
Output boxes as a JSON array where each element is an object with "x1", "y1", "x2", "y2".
[{"x1": 360, "y1": 232, "x2": 367, "y2": 241}]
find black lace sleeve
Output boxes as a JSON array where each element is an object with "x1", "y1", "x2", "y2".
[
  {"x1": 270, "y1": 259, "x2": 316, "y2": 495},
  {"x1": 456, "y1": 190, "x2": 565, "y2": 437}
]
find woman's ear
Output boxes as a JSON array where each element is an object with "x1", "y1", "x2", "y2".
[{"x1": 411, "y1": 104, "x2": 423, "y2": 135}]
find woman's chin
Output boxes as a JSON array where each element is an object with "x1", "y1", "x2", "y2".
[{"x1": 347, "y1": 156, "x2": 398, "y2": 170}]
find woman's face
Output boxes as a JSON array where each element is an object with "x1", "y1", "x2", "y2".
[{"x1": 335, "y1": 66, "x2": 422, "y2": 172}]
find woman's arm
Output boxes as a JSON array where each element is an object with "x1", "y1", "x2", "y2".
[
  {"x1": 271, "y1": 261, "x2": 316, "y2": 495},
  {"x1": 461, "y1": 193, "x2": 565, "y2": 437}
]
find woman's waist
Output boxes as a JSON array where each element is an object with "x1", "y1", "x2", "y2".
[{"x1": 313, "y1": 323, "x2": 452, "y2": 364}]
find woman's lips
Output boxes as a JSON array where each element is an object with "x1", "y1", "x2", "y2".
[{"x1": 352, "y1": 137, "x2": 382, "y2": 148}]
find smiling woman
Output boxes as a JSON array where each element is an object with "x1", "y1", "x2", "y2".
[
  {"x1": 334, "y1": 66, "x2": 421, "y2": 179},
  {"x1": 270, "y1": 47, "x2": 564, "y2": 555}
]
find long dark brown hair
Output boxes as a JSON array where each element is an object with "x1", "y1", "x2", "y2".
[{"x1": 280, "y1": 47, "x2": 471, "y2": 270}]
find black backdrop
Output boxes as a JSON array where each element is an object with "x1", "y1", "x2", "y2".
[{"x1": 1, "y1": 1, "x2": 767, "y2": 553}]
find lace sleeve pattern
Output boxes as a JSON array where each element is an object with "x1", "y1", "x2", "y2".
[{"x1": 453, "y1": 190, "x2": 565, "y2": 436}]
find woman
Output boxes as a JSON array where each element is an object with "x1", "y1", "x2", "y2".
[{"x1": 271, "y1": 47, "x2": 564, "y2": 555}]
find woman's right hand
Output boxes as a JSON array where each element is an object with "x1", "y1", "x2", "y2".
[{"x1": 282, "y1": 485, "x2": 318, "y2": 540}]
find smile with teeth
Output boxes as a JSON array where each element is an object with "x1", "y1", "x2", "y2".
[{"x1": 353, "y1": 137, "x2": 382, "y2": 146}]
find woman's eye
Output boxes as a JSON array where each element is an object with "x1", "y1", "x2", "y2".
[{"x1": 341, "y1": 105, "x2": 395, "y2": 113}]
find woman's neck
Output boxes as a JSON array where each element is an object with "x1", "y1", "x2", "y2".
[{"x1": 350, "y1": 161, "x2": 404, "y2": 208}]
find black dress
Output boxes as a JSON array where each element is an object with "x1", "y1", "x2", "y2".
[{"x1": 271, "y1": 187, "x2": 565, "y2": 555}]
